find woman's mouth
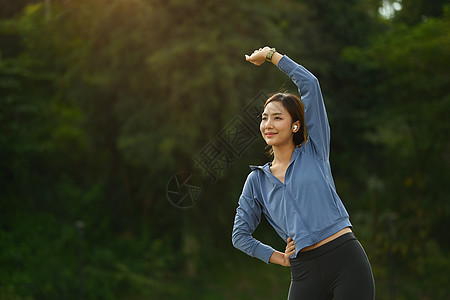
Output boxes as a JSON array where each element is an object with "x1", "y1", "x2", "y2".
[{"x1": 265, "y1": 132, "x2": 277, "y2": 138}]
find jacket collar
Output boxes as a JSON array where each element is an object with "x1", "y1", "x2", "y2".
[{"x1": 249, "y1": 146, "x2": 302, "y2": 174}]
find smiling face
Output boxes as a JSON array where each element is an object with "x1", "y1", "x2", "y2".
[{"x1": 260, "y1": 101, "x2": 298, "y2": 148}]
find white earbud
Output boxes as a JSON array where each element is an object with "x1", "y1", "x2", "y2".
[{"x1": 293, "y1": 125, "x2": 298, "y2": 131}]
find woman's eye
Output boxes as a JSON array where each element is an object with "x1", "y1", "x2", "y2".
[{"x1": 262, "y1": 117, "x2": 267, "y2": 120}]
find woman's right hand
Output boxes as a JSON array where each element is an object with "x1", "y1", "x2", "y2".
[
  {"x1": 269, "y1": 237, "x2": 296, "y2": 266},
  {"x1": 284, "y1": 237, "x2": 296, "y2": 266}
]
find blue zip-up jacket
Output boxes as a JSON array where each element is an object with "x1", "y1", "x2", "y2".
[{"x1": 232, "y1": 55, "x2": 352, "y2": 263}]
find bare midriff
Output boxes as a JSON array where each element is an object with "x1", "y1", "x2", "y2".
[{"x1": 300, "y1": 227, "x2": 352, "y2": 252}]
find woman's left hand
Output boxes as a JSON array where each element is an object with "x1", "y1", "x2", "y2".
[{"x1": 245, "y1": 46, "x2": 272, "y2": 66}]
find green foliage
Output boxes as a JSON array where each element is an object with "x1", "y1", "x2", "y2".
[
  {"x1": 393, "y1": 0, "x2": 449, "y2": 25},
  {"x1": 1, "y1": 0, "x2": 449, "y2": 298},
  {"x1": 342, "y1": 5, "x2": 450, "y2": 298}
]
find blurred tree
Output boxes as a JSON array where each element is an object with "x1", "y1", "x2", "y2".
[
  {"x1": 394, "y1": 0, "x2": 449, "y2": 25},
  {"x1": 0, "y1": 0, "x2": 39, "y2": 18},
  {"x1": 1, "y1": 0, "x2": 449, "y2": 298},
  {"x1": 0, "y1": 0, "x2": 311, "y2": 298},
  {"x1": 343, "y1": 4, "x2": 450, "y2": 298}
]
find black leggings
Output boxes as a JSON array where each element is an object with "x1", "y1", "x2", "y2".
[{"x1": 288, "y1": 233, "x2": 375, "y2": 300}]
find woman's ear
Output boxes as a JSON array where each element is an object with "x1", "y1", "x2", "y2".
[{"x1": 292, "y1": 121, "x2": 300, "y2": 132}]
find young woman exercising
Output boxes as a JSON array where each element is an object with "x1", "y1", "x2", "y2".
[{"x1": 232, "y1": 46, "x2": 375, "y2": 299}]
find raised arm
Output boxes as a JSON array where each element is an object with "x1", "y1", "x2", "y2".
[{"x1": 246, "y1": 47, "x2": 330, "y2": 159}]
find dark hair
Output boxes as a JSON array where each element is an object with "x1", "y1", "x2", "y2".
[{"x1": 264, "y1": 92, "x2": 308, "y2": 155}]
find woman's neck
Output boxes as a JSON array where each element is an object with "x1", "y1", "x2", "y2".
[{"x1": 272, "y1": 143, "x2": 295, "y2": 166}]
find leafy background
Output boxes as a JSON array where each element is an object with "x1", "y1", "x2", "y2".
[{"x1": 1, "y1": 0, "x2": 449, "y2": 299}]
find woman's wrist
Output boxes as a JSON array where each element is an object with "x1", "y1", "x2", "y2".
[
  {"x1": 245, "y1": 46, "x2": 283, "y2": 67},
  {"x1": 269, "y1": 250, "x2": 290, "y2": 267},
  {"x1": 270, "y1": 51, "x2": 283, "y2": 66},
  {"x1": 263, "y1": 47, "x2": 283, "y2": 65}
]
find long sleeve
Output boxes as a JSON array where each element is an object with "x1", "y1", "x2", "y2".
[
  {"x1": 231, "y1": 172, "x2": 275, "y2": 263},
  {"x1": 278, "y1": 56, "x2": 330, "y2": 160}
]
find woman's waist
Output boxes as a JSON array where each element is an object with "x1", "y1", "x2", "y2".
[{"x1": 300, "y1": 227, "x2": 352, "y2": 252}]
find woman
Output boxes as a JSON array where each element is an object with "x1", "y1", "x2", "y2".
[{"x1": 232, "y1": 46, "x2": 375, "y2": 299}]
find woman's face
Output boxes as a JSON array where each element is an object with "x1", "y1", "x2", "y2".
[{"x1": 260, "y1": 101, "x2": 295, "y2": 148}]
